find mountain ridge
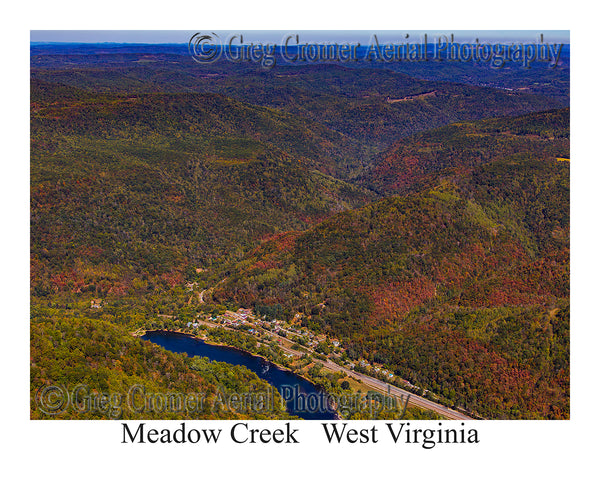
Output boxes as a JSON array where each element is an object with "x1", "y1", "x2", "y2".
[{"x1": 208, "y1": 109, "x2": 569, "y2": 418}]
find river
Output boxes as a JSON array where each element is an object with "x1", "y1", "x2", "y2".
[{"x1": 141, "y1": 330, "x2": 337, "y2": 420}]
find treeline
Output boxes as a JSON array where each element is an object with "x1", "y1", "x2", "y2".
[
  {"x1": 30, "y1": 55, "x2": 569, "y2": 420},
  {"x1": 31, "y1": 79, "x2": 364, "y2": 178}
]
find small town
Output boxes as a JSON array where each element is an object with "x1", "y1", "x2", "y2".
[{"x1": 167, "y1": 301, "x2": 442, "y2": 405}]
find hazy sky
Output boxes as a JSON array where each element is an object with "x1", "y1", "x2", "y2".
[{"x1": 30, "y1": 30, "x2": 570, "y2": 44}]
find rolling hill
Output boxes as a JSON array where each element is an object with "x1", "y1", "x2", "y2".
[
  {"x1": 359, "y1": 107, "x2": 569, "y2": 195},
  {"x1": 31, "y1": 80, "x2": 374, "y2": 298},
  {"x1": 210, "y1": 110, "x2": 569, "y2": 419},
  {"x1": 31, "y1": 47, "x2": 564, "y2": 162}
]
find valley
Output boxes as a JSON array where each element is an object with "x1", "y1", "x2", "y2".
[{"x1": 30, "y1": 40, "x2": 569, "y2": 420}]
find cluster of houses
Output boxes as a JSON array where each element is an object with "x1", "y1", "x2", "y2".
[
  {"x1": 222, "y1": 308, "x2": 254, "y2": 324},
  {"x1": 358, "y1": 359, "x2": 395, "y2": 379},
  {"x1": 260, "y1": 320, "x2": 344, "y2": 353},
  {"x1": 180, "y1": 305, "x2": 414, "y2": 388},
  {"x1": 177, "y1": 302, "x2": 425, "y2": 391},
  {"x1": 185, "y1": 308, "x2": 255, "y2": 331},
  {"x1": 186, "y1": 305, "x2": 350, "y2": 359}
]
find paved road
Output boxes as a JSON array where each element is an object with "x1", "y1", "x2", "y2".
[
  {"x1": 322, "y1": 358, "x2": 472, "y2": 420},
  {"x1": 276, "y1": 342, "x2": 472, "y2": 420},
  {"x1": 192, "y1": 318, "x2": 474, "y2": 420}
]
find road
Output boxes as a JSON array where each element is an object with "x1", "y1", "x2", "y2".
[
  {"x1": 275, "y1": 341, "x2": 473, "y2": 420},
  {"x1": 189, "y1": 316, "x2": 473, "y2": 420},
  {"x1": 257, "y1": 324, "x2": 473, "y2": 420},
  {"x1": 324, "y1": 359, "x2": 471, "y2": 420}
]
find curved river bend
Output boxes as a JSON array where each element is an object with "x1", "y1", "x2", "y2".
[{"x1": 142, "y1": 330, "x2": 336, "y2": 420}]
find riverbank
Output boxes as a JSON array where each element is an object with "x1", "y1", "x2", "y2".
[
  {"x1": 140, "y1": 327, "x2": 300, "y2": 374},
  {"x1": 137, "y1": 325, "x2": 327, "y2": 387},
  {"x1": 141, "y1": 329, "x2": 339, "y2": 420},
  {"x1": 140, "y1": 328, "x2": 333, "y2": 396},
  {"x1": 138, "y1": 325, "x2": 471, "y2": 420}
]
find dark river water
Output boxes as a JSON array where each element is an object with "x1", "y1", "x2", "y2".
[{"x1": 141, "y1": 330, "x2": 336, "y2": 420}]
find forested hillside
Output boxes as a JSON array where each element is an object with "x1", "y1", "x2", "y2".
[
  {"x1": 30, "y1": 44, "x2": 569, "y2": 420},
  {"x1": 359, "y1": 108, "x2": 569, "y2": 195},
  {"x1": 31, "y1": 308, "x2": 291, "y2": 419},
  {"x1": 211, "y1": 111, "x2": 569, "y2": 418},
  {"x1": 31, "y1": 80, "x2": 374, "y2": 299}
]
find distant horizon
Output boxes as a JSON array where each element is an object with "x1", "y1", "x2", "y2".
[{"x1": 30, "y1": 30, "x2": 570, "y2": 45}]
